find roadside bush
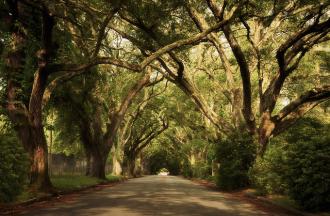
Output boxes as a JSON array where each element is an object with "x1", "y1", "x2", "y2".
[
  {"x1": 181, "y1": 159, "x2": 193, "y2": 178},
  {"x1": 191, "y1": 161, "x2": 211, "y2": 179},
  {"x1": 167, "y1": 157, "x2": 181, "y2": 175},
  {"x1": 283, "y1": 119, "x2": 330, "y2": 211},
  {"x1": 158, "y1": 168, "x2": 169, "y2": 173},
  {"x1": 250, "y1": 118, "x2": 330, "y2": 211},
  {"x1": 249, "y1": 144, "x2": 288, "y2": 195},
  {"x1": 0, "y1": 132, "x2": 29, "y2": 202},
  {"x1": 216, "y1": 131, "x2": 256, "y2": 190}
]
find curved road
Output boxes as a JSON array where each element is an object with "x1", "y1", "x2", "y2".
[{"x1": 24, "y1": 175, "x2": 272, "y2": 216}]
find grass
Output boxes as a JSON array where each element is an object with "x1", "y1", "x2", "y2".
[
  {"x1": 106, "y1": 174, "x2": 123, "y2": 183},
  {"x1": 268, "y1": 194, "x2": 300, "y2": 210},
  {"x1": 15, "y1": 189, "x2": 37, "y2": 203},
  {"x1": 205, "y1": 175, "x2": 216, "y2": 183},
  {"x1": 52, "y1": 174, "x2": 123, "y2": 191},
  {"x1": 52, "y1": 175, "x2": 104, "y2": 191},
  {"x1": 13, "y1": 174, "x2": 123, "y2": 203},
  {"x1": 244, "y1": 189, "x2": 299, "y2": 209},
  {"x1": 269, "y1": 195, "x2": 330, "y2": 216},
  {"x1": 244, "y1": 189, "x2": 330, "y2": 216}
]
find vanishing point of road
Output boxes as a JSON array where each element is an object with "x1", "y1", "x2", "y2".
[{"x1": 23, "y1": 175, "x2": 284, "y2": 216}]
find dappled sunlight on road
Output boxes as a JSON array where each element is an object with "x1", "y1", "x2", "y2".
[{"x1": 23, "y1": 176, "x2": 273, "y2": 216}]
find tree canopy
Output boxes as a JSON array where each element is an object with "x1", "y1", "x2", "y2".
[{"x1": 0, "y1": 0, "x2": 329, "y2": 210}]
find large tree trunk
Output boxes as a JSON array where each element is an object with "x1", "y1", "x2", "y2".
[
  {"x1": 83, "y1": 144, "x2": 107, "y2": 179},
  {"x1": 79, "y1": 74, "x2": 150, "y2": 179},
  {"x1": 88, "y1": 152, "x2": 107, "y2": 179},
  {"x1": 4, "y1": 2, "x2": 56, "y2": 192},
  {"x1": 80, "y1": 121, "x2": 107, "y2": 179},
  {"x1": 112, "y1": 147, "x2": 123, "y2": 176},
  {"x1": 104, "y1": 73, "x2": 151, "y2": 150},
  {"x1": 27, "y1": 57, "x2": 53, "y2": 191},
  {"x1": 126, "y1": 156, "x2": 136, "y2": 178},
  {"x1": 11, "y1": 119, "x2": 52, "y2": 191},
  {"x1": 112, "y1": 157, "x2": 123, "y2": 176},
  {"x1": 28, "y1": 126, "x2": 52, "y2": 190},
  {"x1": 231, "y1": 88, "x2": 244, "y2": 128},
  {"x1": 85, "y1": 151, "x2": 91, "y2": 176},
  {"x1": 5, "y1": 29, "x2": 53, "y2": 192},
  {"x1": 7, "y1": 82, "x2": 53, "y2": 192},
  {"x1": 258, "y1": 111, "x2": 275, "y2": 155}
]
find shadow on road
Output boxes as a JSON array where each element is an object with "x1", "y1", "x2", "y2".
[{"x1": 22, "y1": 176, "x2": 269, "y2": 216}]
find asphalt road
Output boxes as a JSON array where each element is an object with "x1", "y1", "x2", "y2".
[{"x1": 23, "y1": 175, "x2": 271, "y2": 216}]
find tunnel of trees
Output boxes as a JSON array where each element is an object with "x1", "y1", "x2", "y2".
[{"x1": 0, "y1": 0, "x2": 330, "y2": 211}]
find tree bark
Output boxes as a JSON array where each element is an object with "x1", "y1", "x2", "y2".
[
  {"x1": 176, "y1": 76, "x2": 232, "y2": 133},
  {"x1": 27, "y1": 67, "x2": 53, "y2": 190},
  {"x1": 28, "y1": 126, "x2": 52, "y2": 190},
  {"x1": 9, "y1": 117, "x2": 53, "y2": 190},
  {"x1": 85, "y1": 151, "x2": 91, "y2": 176},
  {"x1": 77, "y1": 74, "x2": 150, "y2": 178},
  {"x1": 79, "y1": 114, "x2": 107, "y2": 179},
  {"x1": 223, "y1": 25, "x2": 256, "y2": 134},
  {"x1": 258, "y1": 111, "x2": 276, "y2": 155},
  {"x1": 103, "y1": 73, "x2": 151, "y2": 155},
  {"x1": 88, "y1": 151, "x2": 107, "y2": 179},
  {"x1": 185, "y1": 4, "x2": 246, "y2": 130},
  {"x1": 112, "y1": 146, "x2": 123, "y2": 176},
  {"x1": 126, "y1": 156, "x2": 136, "y2": 178},
  {"x1": 4, "y1": 3, "x2": 54, "y2": 191}
]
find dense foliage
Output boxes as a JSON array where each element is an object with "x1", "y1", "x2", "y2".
[
  {"x1": 250, "y1": 118, "x2": 330, "y2": 211},
  {"x1": 0, "y1": 0, "x2": 329, "y2": 213},
  {"x1": 0, "y1": 130, "x2": 28, "y2": 202},
  {"x1": 216, "y1": 132, "x2": 256, "y2": 190}
]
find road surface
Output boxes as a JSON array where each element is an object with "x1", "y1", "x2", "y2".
[{"x1": 23, "y1": 175, "x2": 272, "y2": 216}]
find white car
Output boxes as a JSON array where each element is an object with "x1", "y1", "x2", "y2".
[{"x1": 158, "y1": 171, "x2": 169, "y2": 176}]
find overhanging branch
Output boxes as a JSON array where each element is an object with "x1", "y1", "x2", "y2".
[{"x1": 275, "y1": 85, "x2": 330, "y2": 122}]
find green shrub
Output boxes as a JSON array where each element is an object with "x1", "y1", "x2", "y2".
[
  {"x1": 191, "y1": 161, "x2": 211, "y2": 179},
  {"x1": 216, "y1": 131, "x2": 256, "y2": 190},
  {"x1": 158, "y1": 168, "x2": 169, "y2": 173},
  {"x1": 182, "y1": 159, "x2": 193, "y2": 178},
  {"x1": 0, "y1": 132, "x2": 29, "y2": 203},
  {"x1": 249, "y1": 144, "x2": 288, "y2": 195},
  {"x1": 106, "y1": 174, "x2": 123, "y2": 183},
  {"x1": 167, "y1": 157, "x2": 181, "y2": 175},
  {"x1": 283, "y1": 121, "x2": 330, "y2": 211},
  {"x1": 250, "y1": 118, "x2": 330, "y2": 211}
]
